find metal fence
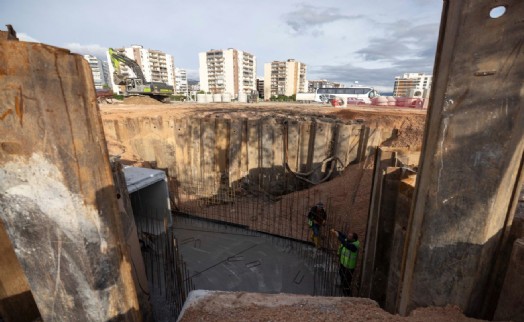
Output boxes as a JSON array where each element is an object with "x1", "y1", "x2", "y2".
[{"x1": 135, "y1": 215, "x2": 194, "y2": 320}]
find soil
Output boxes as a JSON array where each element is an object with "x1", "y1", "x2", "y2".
[
  {"x1": 176, "y1": 154, "x2": 375, "y2": 248},
  {"x1": 122, "y1": 95, "x2": 164, "y2": 105},
  {"x1": 100, "y1": 101, "x2": 427, "y2": 163},
  {"x1": 177, "y1": 291, "x2": 485, "y2": 322},
  {"x1": 100, "y1": 101, "x2": 426, "y2": 125},
  {"x1": 101, "y1": 101, "x2": 426, "y2": 285},
  {"x1": 100, "y1": 102, "x2": 434, "y2": 320},
  {"x1": 101, "y1": 101, "x2": 425, "y2": 249}
]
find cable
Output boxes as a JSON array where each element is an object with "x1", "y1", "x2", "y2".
[{"x1": 282, "y1": 121, "x2": 345, "y2": 185}]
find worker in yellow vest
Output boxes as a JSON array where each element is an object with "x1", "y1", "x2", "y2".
[
  {"x1": 307, "y1": 202, "x2": 327, "y2": 248},
  {"x1": 331, "y1": 228, "x2": 360, "y2": 296}
]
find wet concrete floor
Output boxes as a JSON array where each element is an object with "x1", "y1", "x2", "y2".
[{"x1": 173, "y1": 215, "x2": 340, "y2": 296}]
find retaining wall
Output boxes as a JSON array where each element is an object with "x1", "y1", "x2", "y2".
[{"x1": 103, "y1": 116, "x2": 396, "y2": 202}]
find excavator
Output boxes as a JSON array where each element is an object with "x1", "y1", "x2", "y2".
[{"x1": 108, "y1": 48, "x2": 174, "y2": 102}]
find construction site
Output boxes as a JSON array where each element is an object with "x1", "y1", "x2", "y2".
[{"x1": 1, "y1": 1, "x2": 524, "y2": 321}]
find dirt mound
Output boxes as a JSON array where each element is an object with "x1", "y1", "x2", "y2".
[
  {"x1": 178, "y1": 291, "x2": 484, "y2": 322},
  {"x1": 123, "y1": 95, "x2": 164, "y2": 105},
  {"x1": 333, "y1": 108, "x2": 427, "y2": 150}
]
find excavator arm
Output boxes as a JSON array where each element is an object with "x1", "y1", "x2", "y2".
[
  {"x1": 108, "y1": 48, "x2": 146, "y2": 84},
  {"x1": 107, "y1": 48, "x2": 174, "y2": 102}
]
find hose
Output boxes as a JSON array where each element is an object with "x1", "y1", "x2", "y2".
[{"x1": 282, "y1": 122, "x2": 345, "y2": 185}]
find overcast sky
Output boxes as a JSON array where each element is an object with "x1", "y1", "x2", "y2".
[{"x1": 1, "y1": 0, "x2": 443, "y2": 92}]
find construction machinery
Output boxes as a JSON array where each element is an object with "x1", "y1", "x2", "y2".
[
  {"x1": 108, "y1": 48, "x2": 174, "y2": 102},
  {"x1": 96, "y1": 88, "x2": 114, "y2": 104}
]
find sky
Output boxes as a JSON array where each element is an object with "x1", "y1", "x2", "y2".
[{"x1": 1, "y1": 0, "x2": 443, "y2": 92}]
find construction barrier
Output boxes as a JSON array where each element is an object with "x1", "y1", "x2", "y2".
[{"x1": 370, "y1": 96, "x2": 429, "y2": 109}]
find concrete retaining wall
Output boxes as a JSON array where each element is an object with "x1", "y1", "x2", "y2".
[
  {"x1": 360, "y1": 147, "x2": 418, "y2": 309},
  {"x1": 0, "y1": 37, "x2": 141, "y2": 321},
  {"x1": 102, "y1": 117, "x2": 390, "y2": 203}
]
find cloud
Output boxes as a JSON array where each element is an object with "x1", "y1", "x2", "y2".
[
  {"x1": 283, "y1": 4, "x2": 364, "y2": 35},
  {"x1": 356, "y1": 20, "x2": 439, "y2": 67},
  {"x1": 11, "y1": 34, "x2": 109, "y2": 61},
  {"x1": 17, "y1": 33, "x2": 40, "y2": 43},
  {"x1": 62, "y1": 43, "x2": 108, "y2": 59},
  {"x1": 184, "y1": 68, "x2": 199, "y2": 81},
  {"x1": 305, "y1": 19, "x2": 439, "y2": 91},
  {"x1": 309, "y1": 61, "x2": 433, "y2": 92}
]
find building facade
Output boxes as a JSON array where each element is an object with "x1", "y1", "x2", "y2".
[
  {"x1": 175, "y1": 68, "x2": 188, "y2": 94},
  {"x1": 307, "y1": 79, "x2": 344, "y2": 93},
  {"x1": 83, "y1": 55, "x2": 110, "y2": 90},
  {"x1": 198, "y1": 49, "x2": 256, "y2": 96},
  {"x1": 106, "y1": 45, "x2": 176, "y2": 94},
  {"x1": 188, "y1": 80, "x2": 200, "y2": 92},
  {"x1": 256, "y1": 78, "x2": 264, "y2": 99},
  {"x1": 392, "y1": 73, "x2": 432, "y2": 97},
  {"x1": 263, "y1": 59, "x2": 307, "y2": 99}
]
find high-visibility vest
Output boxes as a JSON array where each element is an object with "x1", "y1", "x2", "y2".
[{"x1": 338, "y1": 240, "x2": 360, "y2": 269}]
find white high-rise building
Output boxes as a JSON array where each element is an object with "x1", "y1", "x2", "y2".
[
  {"x1": 198, "y1": 49, "x2": 256, "y2": 96},
  {"x1": 107, "y1": 45, "x2": 175, "y2": 94},
  {"x1": 175, "y1": 68, "x2": 188, "y2": 94},
  {"x1": 393, "y1": 73, "x2": 432, "y2": 97},
  {"x1": 83, "y1": 55, "x2": 110, "y2": 90},
  {"x1": 264, "y1": 59, "x2": 307, "y2": 99}
]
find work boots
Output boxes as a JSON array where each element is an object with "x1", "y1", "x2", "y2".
[{"x1": 313, "y1": 236, "x2": 320, "y2": 249}]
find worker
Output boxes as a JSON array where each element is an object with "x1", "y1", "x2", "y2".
[
  {"x1": 307, "y1": 202, "x2": 327, "y2": 248},
  {"x1": 331, "y1": 228, "x2": 360, "y2": 296}
]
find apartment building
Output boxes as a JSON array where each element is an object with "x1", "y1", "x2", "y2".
[
  {"x1": 307, "y1": 79, "x2": 344, "y2": 93},
  {"x1": 83, "y1": 55, "x2": 110, "y2": 89},
  {"x1": 107, "y1": 45, "x2": 175, "y2": 93},
  {"x1": 393, "y1": 73, "x2": 432, "y2": 97},
  {"x1": 188, "y1": 80, "x2": 200, "y2": 92},
  {"x1": 263, "y1": 59, "x2": 307, "y2": 99},
  {"x1": 175, "y1": 68, "x2": 188, "y2": 94},
  {"x1": 256, "y1": 78, "x2": 264, "y2": 99},
  {"x1": 198, "y1": 48, "x2": 256, "y2": 96}
]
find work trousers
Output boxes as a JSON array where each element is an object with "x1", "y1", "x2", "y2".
[
  {"x1": 311, "y1": 223, "x2": 320, "y2": 236},
  {"x1": 339, "y1": 265, "x2": 354, "y2": 296}
]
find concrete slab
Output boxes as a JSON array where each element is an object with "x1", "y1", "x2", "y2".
[
  {"x1": 123, "y1": 166, "x2": 167, "y2": 193},
  {"x1": 173, "y1": 215, "x2": 334, "y2": 296}
]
